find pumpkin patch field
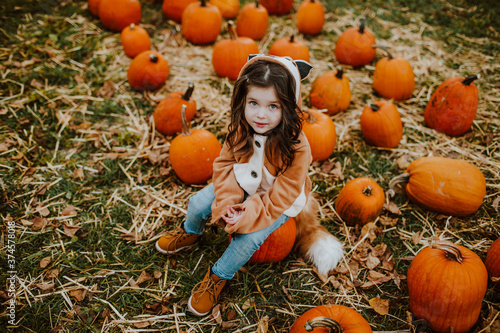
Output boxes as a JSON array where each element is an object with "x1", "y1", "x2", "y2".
[{"x1": 1, "y1": 0, "x2": 499, "y2": 332}]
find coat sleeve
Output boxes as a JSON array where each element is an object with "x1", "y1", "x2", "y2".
[{"x1": 224, "y1": 134, "x2": 312, "y2": 234}]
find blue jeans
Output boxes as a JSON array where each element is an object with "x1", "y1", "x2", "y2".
[{"x1": 183, "y1": 184, "x2": 289, "y2": 280}]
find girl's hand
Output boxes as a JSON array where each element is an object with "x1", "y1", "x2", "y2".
[{"x1": 221, "y1": 206, "x2": 245, "y2": 225}]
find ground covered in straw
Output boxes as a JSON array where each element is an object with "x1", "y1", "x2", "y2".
[{"x1": 1, "y1": 0, "x2": 499, "y2": 332}]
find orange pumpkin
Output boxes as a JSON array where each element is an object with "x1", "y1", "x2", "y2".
[
  {"x1": 260, "y1": 0, "x2": 293, "y2": 15},
  {"x1": 209, "y1": 0, "x2": 240, "y2": 19},
  {"x1": 169, "y1": 106, "x2": 222, "y2": 185},
  {"x1": 485, "y1": 237, "x2": 500, "y2": 286},
  {"x1": 88, "y1": 0, "x2": 102, "y2": 16},
  {"x1": 235, "y1": 1, "x2": 269, "y2": 40},
  {"x1": 335, "y1": 18, "x2": 376, "y2": 67},
  {"x1": 182, "y1": 0, "x2": 222, "y2": 45},
  {"x1": 269, "y1": 35, "x2": 309, "y2": 62},
  {"x1": 98, "y1": 0, "x2": 141, "y2": 32},
  {"x1": 249, "y1": 217, "x2": 296, "y2": 264},
  {"x1": 296, "y1": 0, "x2": 325, "y2": 36},
  {"x1": 360, "y1": 101, "x2": 403, "y2": 148},
  {"x1": 389, "y1": 156, "x2": 486, "y2": 216},
  {"x1": 301, "y1": 109, "x2": 336, "y2": 161},
  {"x1": 310, "y1": 67, "x2": 351, "y2": 115},
  {"x1": 407, "y1": 239, "x2": 488, "y2": 333},
  {"x1": 212, "y1": 21, "x2": 259, "y2": 81},
  {"x1": 424, "y1": 75, "x2": 479, "y2": 137},
  {"x1": 290, "y1": 304, "x2": 373, "y2": 333},
  {"x1": 335, "y1": 177, "x2": 385, "y2": 226},
  {"x1": 162, "y1": 0, "x2": 197, "y2": 23},
  {"x1": 372, "y1": 45, "x2": 415, "y2": 101},
  {"x1": 121, "y1": 24, "x2": 151, "y2": 58},
  {"x1": 153, "y1": 82, "x2": 197, "y2": 136},
  {"x1": 127, "y1": 51, "x2": 169, "y2": 91}
]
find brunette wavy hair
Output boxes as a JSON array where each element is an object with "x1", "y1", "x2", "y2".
[{"x1": 226, "y1": 60, "x2": 303, "y2": 174}]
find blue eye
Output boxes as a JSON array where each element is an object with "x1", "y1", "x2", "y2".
[
  {"x1": 269, "y1": 104, "x2": 279, "y2": 110},
  {"x1": 249, "y1": 101, "x2": 258, "y2": 106}
]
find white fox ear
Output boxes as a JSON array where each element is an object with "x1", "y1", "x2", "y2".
[{"x1": 295, "y1": 60, "x2": 313, "y2": 80}]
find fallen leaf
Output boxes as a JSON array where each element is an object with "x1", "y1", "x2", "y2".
[
  {"x1": 40, "y1": 256, "x2": 52, "y2": 268},
  {"x1": 46, "y1": 269, "x2": 59, "y2": 279},
  {"x1": 379, "y1": 215, "x2": 399, "y2": 226},
  {"x1": 69, "y1": 289, "x2": 87, "y2": 302},
  {"x1": 153, "y1": 270, "x2": 162, "y2": 279},
  {"x1": 383, "y1": 200, "x2": 402, "y2": 215},
  {"x1": 120, "y1": 232, "x2": 143, "y2": 242},
  {"x1": 32, "y1": 216, "x2": 48, "y2": 231},
  {"x1": 256, "y1": 315, "x2": 269, "y2": 333},
  {"x1": 211, "y1": 304, "x2": 223, "y2": 324},
  {"x1": 329, "y1": 161, "x2": 344, "y2": 180},
  {"x1": 395, "y1": 155, "x2": 411, "y2": 169},
  {"x1": 372, "y1": 243, "x2": 388, "y2": 257},
  {"x1": 411, "y1": 231, "x2": 423, "y2": 245},
  {"x1": 133, "y1": 320, "x2": 152, "y2": 328},
  {"x1": 492, "y1": 196, "x2": 500, "y2": 211},
  {"x1": 38, "y1": 205, "x2": 50, "y2": 217},
  {"x1": 360, "y1": 222, "x2": 378, "y2": 243},
  {"x1": 36, "y1": 282, "x2": 55, "y2": 291},
  {"x1": 63, "y1": 223, "x2": 82, "y2": 237},
  {"x1": 101, "y1": 308, "x2": 111, "y2": 318},
  {"x1": 241, "y1": 298, "x2": 255, "y2": 310},
  {"x1": 136, "y1": 271, "x2": 154, "y2": 285},
  {"x1": 61, "y1": 205, "x2": 77, "y2": 216},
  {"x1": 366, "y1": 254, "x2": 381, "y2": 270},
  {"x1": 73, "y1": 167, "x2": 84, "y2": 180},
  {"x1": 97, "y1": 80, "x2": 116, "y2": 98},
  {"x1": 369, "y1": 297, "x2": 389, "y2": 315}
]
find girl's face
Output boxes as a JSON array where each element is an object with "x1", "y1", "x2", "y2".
[{"x1": 244, "y1": 85, "x2": 282, "y2": 135}]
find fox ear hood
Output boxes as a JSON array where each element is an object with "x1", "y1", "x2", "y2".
[{"x1": 238, "y1": 54, "x2": 313, "y2": 108}]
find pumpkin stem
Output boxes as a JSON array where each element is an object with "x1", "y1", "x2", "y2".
[
  {"x1": 255, "y1": 0, "x2": 259, "y2": 8},
  {"x1": 358, "y1": 17, "x2": 366, "y2": 34},
  {"x1": 362, "y1": 186, "x2": 373, "y2": 197},
  {"x1": 200, "y1": 0, "x2": 207, "y2": 7},
  {"x1": 372, "y1": 44, "x2": 393, "y2": 60},
  {"x1": 335, "y1": 66, "x2": 344, "y2": 79},
  {"x1": 290, "y1": 35, "x2": 295, "y2": 43},
  {"x1": 304, "y1": 109, "x2": 317, "y2": 124},
  {"x1": 130, "y1": 23, "x2": 135, "y2": 30},
  {"x1": 304, "y1": 317, "x2": 343, "y2": 332},
  {"x1": 370, "y1": 104, "x2": 380, "y2": 111},
  {"x1": 182, "y1": 82, "x2": 195, "y2": 101},
  {"x1": 228, "y1": 21, "x2": 237, "y2": 40},
  {"x1": 462, "y1": 74, "x2": 480, "y2": 86},
  {"x1": 149, "y1": 53, "x2": 159, "y2": 63},
  {"x1": 389, "y1": 173, "x2": 410, "y2": 193},
  {"x1": 430, "y1": 239, "x2": 464, "y2": 264},
  {"x1": 180, "y1": 104, "x2": 191, "y2": 136}
]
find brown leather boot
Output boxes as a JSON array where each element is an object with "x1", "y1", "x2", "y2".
[
  {"x1": 155, "y1": 227, "x2": 199, "y2": 254},
  {"x1": 188, "y1": 267, "x2": 227, "y2": 316}
]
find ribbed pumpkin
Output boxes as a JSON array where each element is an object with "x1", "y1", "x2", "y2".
[
  {"x1": 296, "y1": 0, "x2": 325, "y2": 36},
  {"x1": 169, "y1": 106, "x2": 222, "y2": 185},
  {"x1": 372, "y1": 45, "x2": 415, "y2": 101},
  {"x1": 212, "y1": 21, "x2": 259, "y2": 81},
  {"x1": 182, "y1": 0, "x2": 222, "y2": 45},
  {"x1": 335, "y1": 177, "x2": 385, "y2": 226},
  {"x1": 389, "y1": 156, "x2": 486, "y2": 216},
  {"x1": 209, "y1": 0, "x2": 239, "y2": 19},
  {"x1": 290, "y1": 304, "x2": 373, "y2": 333},
  {"x1": 121, "y1": 24, "x2": 151, "y2": 58},
  {"x1": 360, "y1": 101, "x2": 403, "y2": 148},
  {"x1": 335, "y1": 18, "x2": 376, "y2": 67},
  {"x1": 235, "y1": 1, "x2": 269, "y2": 40},
  {"x1": 127, "y1": 51, "x2": 169, "y2": 91},
  {"x1": 249, "y1": 217, "x2": 296, "y2": 264},
  {"x1": 260, "y1": 0, "x2": 293, "y2": 15},
  {"x1": 407, "y1": 239, "x2": 488, "y2": 333},
  {"x1": 269, "y1": 35, "x2": 310, "y2": 61},
  {"x1": 424, "y1": 75, "x2": 480, "y2": 137},
  {"x1": 301, "y1": 109, "x2": 336, "y2": 161},
  {"x1": 162, "y1": 0, "x2": 197, "y2": 23},
  {"x1": 485, "y1": 237, "x2": 500, "y2": 286},
  {"x1": 310, "y1": 67, "x2": 351, "y2": 115},
  {"x1": 98, "y1": 0, "x2": 141, "y2": 32},
  {"x1": 88, "y1": 0, "x2": 102, "y2": 16},
  {"x1": 153, "y1": 82, "x2": 197, "y2": 136}
]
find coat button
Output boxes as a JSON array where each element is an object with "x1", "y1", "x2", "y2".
[
  {"x1": 255, "y1": 141, "x2": 261, "y2": 148},
  {"x1": 251, "y1": 171, "x2": 258, "y2": 178}
]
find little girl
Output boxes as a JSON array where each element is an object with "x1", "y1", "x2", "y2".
[{"x1": 156, "y1": 55, "x2": 344, "y2": 316}]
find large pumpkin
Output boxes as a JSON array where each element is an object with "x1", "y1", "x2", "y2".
[
  {"x1": 485, "y1": 237, "x2": 500, "y2": 286},
  {"x1": 98, "y1": 0, "x2": 141, "y2": 32},
  {"x1": 335, "y1": 18, "x2": 376, "y2": 67},
  {"x1": 88, "y1": 0, "x2": 102, "y2": 16},
  {"x1": 389, "y1": 156, "x2": 486, "y2": 217},
  {"x1": 162, "y1": 0, "x2": 197, "y2": 23},
  {"x1": 260, "y1": 0, "x2": 293, "y2": 15},
  {"x1": 209, "y1": 0, "x2": 240, "y2": 19},
  {"x1": 372, "y1": 45, "x2": 415, "y2": 101},
  {"x1": 120, "y1": 23, "x2": 151, "y2": 58},
  {"x1": 169, "y1": 106, "x2": 222, "y2": 185},
  {"x1": 360, "y1": 101, "x2": 403, "y2": 148},
  {"x1": 249, "y1": 217, "x2": 296, "y2": 264},
  {"x1": 235, "y1": 0, "x2": 269, "y2": 40},
  {"x1": 212, "y1": 21, "x2": 259, "y2": 81},
  {"x1": 301, "y1": 109, "x2": 336, "y2": 162},
  {"x1": 335, "y1": 177, "x2": 385, "y2": 226},
  {"x1": 182, "y1": 0, "x2": 222, "y2": 45},
  {"x1": 290, "y1": 304, "x2": 373, "y2": 333},
  {"x1": 296, "y1": 0, "x2": 325, "y2": 36},
  {"x1": 269, "y1": 35, "x2": 310, "y2": 62},
  {"x1": 424, "y1": 75, "x2": 479, "y2": 137},
  {"x1": 407, "y1": 239, "x2": 488, "y2": 333},
  {"x1": 309, "y1": 67, "x2": 351, "y2": 115},
  {"x1": 127, "y1": 51, "x2": 169, "y2": 91}
]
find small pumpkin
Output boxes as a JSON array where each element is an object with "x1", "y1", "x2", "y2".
[
  {"x1": 212, "y1": 21, "x2": 259, "y2": 81},
  {"x1": 162, "y1": 0, "x2": 197, "y2": 23},
  {"x1": 335, "y1": 177, "x2": 385, "y2": 226},
  {"x1": 169, "y1": 105, "x2": 222, "y2": 185},
  {"x1": 269, "y1": 35, "x2": 309, "y2": 62},
  {"x1": 127, "y1": 51, "x2": 169, "y2": 91},
  {"x1": 389, "y1": 156, "x2": 486, "y2": 216},
  {"x1": 290, "y1": 304, "x2": 373, "y2": 333},
  {"x1": 360, "y1": 101, "x2": 403, "y2": 148},
  {"x1": 182, "y1": 0, "x2": 222, "y2": 45},
  {"x1": 88, "y1": 0, "x2": 102, "y2": 16},
  {"x1": 209, "y1": 0, "x2": 240, "y2": 19},
  {"x1": 407, "y1": 239, "x2": 488, "y2": 333},
  {"x1": 424, "y1": 74, "x2": 480, "y2": 137},
  {"x1": 153, "y1": 82, "x2": 197, "y2": 136},
  {"x1": 98, "y1": 0, "x2": 141, "y2": 32},
  {"x1": 485, "y1": 237, "x2": 500, "y2": 286},
  {"x1": 121, "y1": 24, "x2": 151, "y2": 58},
  {"x1": 372, "y1": 45, "x2": 415, "y2": 101},
  {"x1": 296, "y1": 0, "x2": 325, "y2": 36},
  {"x1": 335, "y1": 18, "x2": 376, "y2": 67},
  {"x1": 260, "y1": 0, "x2": 293, "y2": 15},
  {"x1": 235, "y1": 0, "x2": 269, "y2": 40},
  {"x1": 301, "y1": 109, "x2": 336, "y2": 161},
  {"x1": 309, "y1": 67, "x2": 351, "y2": 115}
]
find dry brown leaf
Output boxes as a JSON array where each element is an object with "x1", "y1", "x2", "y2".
[
  {"x1": 32, "y1": 216, "x2": 48, "y2": 231},
  {"x1": 492, "y1": 196, "x2": 500, "y2": 211},
  {"x1": 120, "y1": 232, "x2": 143, "y2": 242},
  {"x1": 329, "y1": 161, "x2": 344, "y2": 180},
  {"x1": 63, "y1": 223, "x2": 82, "y2": 237},
  {"x1": 46, "y1": 269, "x2": 59, "y2": 279},
  {"x1": 369, "y1": 297, "x2": 389, "y2": 315},
  {"x1": 40, "y1": 256, "x2": 52, "y2": 268},
  {"x1": 69, "y1": 289, "x2": 87, "y2": 302},
  {"x1": 395, "y1": 155, "x2": 411, "y2": 169},
  {"x1": 211, "y1": 304, "x2": 223, "y2": 324},
  {"x1": 38, "y1": 205, "x2": 50, "y2": 217},
  {"x1": 97, "y1": 80, "x2": 116, "y2": 98},
  {"x1": 242, "y1": 298, "x2": 255, "y2": 310},
  {"x1": 153, "y1": 270, "x2": 162, "y2": 279},
  {"x1": 136, "y1": 271, "x2": 154, "y2": 285},
  {"x1": 366, "y1": 254, "x2": 381, "y2": 270},
  {"x1": 61, "y1": 205, "x2": 77, "y2": 216},
  {"x1": 381, "y1": 260, "x2": 395, "y2": 271},
  {"x1": 73, "y1": 167, "x2": 84, "y2": 180},
  {"x1": 411, "y1": 231, "x2": 423, "y2": 245},
  {"x1": 360, "y1": 222, "x2": 378, "y2": 243},
  {"x1": 256, "y1": 315, "x2": 269, "y2": 333},
  {"x1": 312, "y1": 266, "x2": 329, "y2": 282},
  {"x1": 36, "y1": 282, "x2": 55, "y2": 291},
  {"x1": 372, "y1": 243, "x2": 388, "y2": 257},
  {"x1": 133, "y1": 320, "x2": 152, "y2": 328}
]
